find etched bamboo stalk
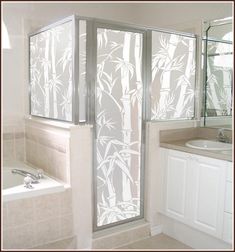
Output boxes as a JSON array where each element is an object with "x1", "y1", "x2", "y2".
[
  {"x1": 174, "y1": 39, "x2": 194, "y2": 118},
  {"x1": 157, "y1": 34, "x2": 179, "y2": 119}
]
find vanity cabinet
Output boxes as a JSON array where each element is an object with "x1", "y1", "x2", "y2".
[
  {"x1": 159, "y1": 148, "x2": 233, "y2": 243},
  {"x1": 164, "y1": 150, "x2": 190, "y2": 223}
]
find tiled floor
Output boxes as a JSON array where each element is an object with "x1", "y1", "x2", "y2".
[{"x1": 119, "y1": 233, "x2": 192, "y2": 250}]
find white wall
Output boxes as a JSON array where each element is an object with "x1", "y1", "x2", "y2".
[{"x1": 135, "y1": 2, "x2": 232, "y2": 32}]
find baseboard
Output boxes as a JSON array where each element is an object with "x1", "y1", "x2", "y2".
[
  {"x1": 32, "y1": 236, "x2": 77, "y2": 249},
  {"x1": 92, "y1": 220, "x2": 150, "y2": 249},
  {"x1": 150, "y1": 225, "x2": 163, "y2": 236}
]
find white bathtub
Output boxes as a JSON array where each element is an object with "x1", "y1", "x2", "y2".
[{"x1": 3, "y1": 161, "x2": 65, "y2": 202}]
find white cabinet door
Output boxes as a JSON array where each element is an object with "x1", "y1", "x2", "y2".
[
  {"x1": 165, "y1": 150, "x2": 190, "y2": 223},
  {"x1": 190, "y1": 155, "x2": 226, "y2": 238}
]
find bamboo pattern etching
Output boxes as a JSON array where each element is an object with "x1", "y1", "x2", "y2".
[
  {"x1": 30, "y1": 21, "x2": 73, "y2": 121},
  {"x1": 96, "y1": 28, "x2": 143, "y2": 226},
  {"x1": 206, "y1": 41, "x2": 233, "y2": 116},
  {"x1": 151, "y1": 32, "x2": 196, "y2": 120}
]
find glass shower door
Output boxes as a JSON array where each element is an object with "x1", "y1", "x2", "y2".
[{"x1": 94, "y1": 27, "x2": 144, "y2": 229}]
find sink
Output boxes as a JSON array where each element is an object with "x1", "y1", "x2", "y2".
[{"x1": 185, "y1": 139, "x2": 232, "y2": 151}]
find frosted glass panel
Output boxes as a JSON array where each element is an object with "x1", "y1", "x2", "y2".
[
  {"x1": 30, "y1": 21, "x2": 73, "y2": 121},
  {"x1": 96, "y1": 28, "x2": 143, "y2": 227},
  {"x1": 151, "y1": 31, "x2": 196, "y2": 120},
  {"x1": 206, "y1": 41, "x2": 233, "y2": 116},
  {"x1": 79, "y1": 20, "x2": 87, "y2": 122}
]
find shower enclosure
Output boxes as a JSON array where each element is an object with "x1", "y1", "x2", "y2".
[{"x1": 29, "y1": 15, "x2": 196, "y2": 230}]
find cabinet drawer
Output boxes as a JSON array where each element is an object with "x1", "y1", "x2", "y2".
[
  {"x1": 223, "y1": 212, "x2": 232, "y2": 244},
  {"x1": 224, "y1": 182, "x2": 232, "y2": 213}
]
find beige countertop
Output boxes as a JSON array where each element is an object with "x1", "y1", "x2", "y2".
[{"x1": 160, "y1": 139, "x2": 232, "y2": 162}]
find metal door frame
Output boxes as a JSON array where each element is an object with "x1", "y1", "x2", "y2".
[{"x1": 88, "y1": 21, "x2": 148, "y2": 231}]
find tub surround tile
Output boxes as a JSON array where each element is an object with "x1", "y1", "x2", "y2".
[
  {"x1": 7, "y1": 198, "x2": 35, "y2": 227},
  {"x1": 36, "y1": 143, "x2": 50, "y2": 171},
  {"x1": 34, "y1": 193, "x2": 61, "y2": 221},
  {"x1": 3, "y1": 203, "x2": 8, "y2": 230},
  {"x1": 3, "y1": 132, "x2": 14, "y2": 140},
  {"x1": 34, "y1": 217, "x2": 61, "y2": 246},
  {"x1": 32, "y1": 236, "x2": 77, "y2": 249},
  {"x1": 54, "y1": 151, "x2": 68, "y2": 183},
  {"x1": 3, "y1": 123, "x2": 25, "y2": 163},
  {"x1": 60, "y1": 214, "x2": 74, "y2": 238},
  {"x1": 25, "y1": 124, "x2": 70, "y2": 183},
  {"x1": 60, "y1": 188, "x2": 73, "y2": 215},
  {"x1": 26, "y1": 125, "x2": 67, "y2": 153},
  {"x1": 3, "y1": 139, "x2": 15, "y2": 161},
  {"x1": 15, "y1": 138, "x2": 25, "y2": 162},
  {"x1": 4, "y1": 223, "x2": 36, "y2": 249},
  {"x1": 26, "y1": 139, "x2": 38, "y2": 166},
  {"x1": 3, "y1": 189, "x2": 74, "y2": 249}
]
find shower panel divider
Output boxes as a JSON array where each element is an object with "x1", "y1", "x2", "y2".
[{"x1": 29, "y1": 15, "x2": 197, "y2": 231}]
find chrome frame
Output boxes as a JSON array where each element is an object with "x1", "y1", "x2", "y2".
[
  {"x1": 149, "y1": 30, "x2": 197, "y2": 122},
  {"x1": 92, "y1": 21, "x2": 147, "y2": 231},
  {"x1": 29, "y1": 15, "x2": 80, "y2": 124}
]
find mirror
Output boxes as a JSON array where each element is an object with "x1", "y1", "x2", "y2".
[{"x1": 202, "y1": 17, "x2": 233, "y2": 129}]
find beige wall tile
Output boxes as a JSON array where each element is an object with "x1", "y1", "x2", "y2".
[
  {"x1": 3, "y1": 224, "x2": 36, "y2": 249},
  {"x1": 7, "y1": 198, "x2": 35, "y2": 227},
  {"x1": 32, "y1": 236, "x2": 77, "y2": 249},
  {"x1": 54, "y1": 151, "x2": 68, "y2": 182},
  {"x1": 34, "y1": 193, "x2": 61, "y2": 221},
  {"x1": 3, "y1": 132, "x2": 14, "y2": 140},
  {"x1": 15, "y1": 138, "x2": 25, "y2": 161},
  {"x1": 60, "y1": 214, "x2": 74, "y2": 238},
  {"x1": 37, "y1": 129, "x2": 67, "y2": 153},
  {"x1": 3, "y1": 203, "x2": 8, "y2": 229},
  {"x1": 25, "y1": 125, "x2": 38, "y2": 142},
  {"x1": 36, "y1": 143, "x2": 49, "y2": 171},
  {"x1": 60, "y1": 188, "x2": 73, "y2": 215},
  {"x1": 3, "y1": 139, "x2": 15, "y2": 161},
  {"x1": 26, "y1": 139, "x2": 38, "y2": 166},
  {"x1": 34, "y1": 218, "x2": 61, "y2": 246}
]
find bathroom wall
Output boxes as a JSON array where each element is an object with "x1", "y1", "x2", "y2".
[
  {"x1": 3, "y1": 189, "x2": 74, "y2": 249},
  {"x1": 3, "y1": 122, "x2": 25, "y2": 163},
  {"x1": 25, "y1": 119, "x2": 70, "y2": 183},
  {"x1": 134, "y1": 3, "x2": 232, "y2": 33}
]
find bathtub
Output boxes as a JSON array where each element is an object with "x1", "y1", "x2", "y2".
[{"x1": 3, "y1": 160, "x2": 65, "y2": 202}]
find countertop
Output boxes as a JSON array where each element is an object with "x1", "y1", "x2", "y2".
[{"x1": 160, "y1": 138, "x2": 232, "y2": 162}]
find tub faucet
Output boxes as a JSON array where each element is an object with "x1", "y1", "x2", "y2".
[
  {"x1": 217, "y1": 128, "x2": 231, "y2": 143},
  {"x1": 12, "y1": 169, "x2": 39, "y2": 183}
]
